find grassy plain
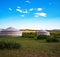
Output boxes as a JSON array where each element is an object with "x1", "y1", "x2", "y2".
[{"x1": 0, "y1": 37, "x2": 60, "y2": 57}]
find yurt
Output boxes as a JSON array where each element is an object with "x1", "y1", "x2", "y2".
[
  {"x1": 0, "y1": 28, "x2": 3, "y2": 36},
  {"x1": 0, "y1": 29, "x2": 2, "y2": 31},
  {"x1": 37, "y1": 30, "x2": 50, "y2": 36},
  {"x1": 0, "y1": 27, "x2": 22, "y2": 37}
]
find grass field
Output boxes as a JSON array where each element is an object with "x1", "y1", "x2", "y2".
[{"x1": 0, "y1": 37, "x2": 60, "y2": 57}]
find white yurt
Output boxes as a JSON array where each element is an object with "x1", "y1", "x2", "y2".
[
  {"x1": 0, "y1": 28, "x2": 3, "y2": 35},
  {"x1": 0, "y1": 27, "x2": 22, "y2": 37},
  {"x1": 37, "y1": 30, "x2": 50, "y2": 36},
  {"x1": 0, "y1": 29, "x2": 2, "y2": 31}
]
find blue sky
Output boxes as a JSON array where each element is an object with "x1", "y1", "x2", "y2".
[{"x1": 0, "y1": 0, "x2": 60, "y2": 30}]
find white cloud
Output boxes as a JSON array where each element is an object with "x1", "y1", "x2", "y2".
[
  {"x1": 9, "y1": 8, "x2": 12, "y2": 11},
  {"x1": 26, "y1": 0, "x2": 30, "y2": 3},
  {"x1": 17, "y1": 6, "x2": 21, "y2": 8},
  {"x1": 16, "y1": 9, "x2": 22, "y2": 13},
  {"x1": 29, "y1": 8, "x2": 33, "y2": 11},
  {"x1": 16, "y1": 9, "x2": 28, "y2": 14},
  {"x1": 37, "y1": 8, "x2": 42, "y2": 11},
  {"x1": 35, "y1": 12, "x2": 46, "y2": 17}
]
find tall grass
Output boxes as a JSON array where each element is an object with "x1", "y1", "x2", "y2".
[{"x1": 0, "y1": 41, "x2": 21, "y2": 49}]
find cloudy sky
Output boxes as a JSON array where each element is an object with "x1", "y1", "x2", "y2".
[{"x1": 0, "y1": 0, "x2": 60, "y2": 30}]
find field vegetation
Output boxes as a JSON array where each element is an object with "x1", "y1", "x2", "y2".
[{"x1": 0, "y1": 30, "x2": 60, "y2": 57}]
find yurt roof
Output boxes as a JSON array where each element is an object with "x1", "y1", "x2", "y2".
[
  {"x1": 2, "y1": 27, "x2": 19, "y2": 32},
  {"x1": 38, "y1": 30, "x2": 49, "y2": 33}
]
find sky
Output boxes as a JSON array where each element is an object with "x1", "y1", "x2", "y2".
[{"x1": 0, "y1": 0, "x2": 60, "y2": 30}]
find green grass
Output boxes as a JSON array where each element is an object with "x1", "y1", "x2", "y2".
[{"x1": 0, "y1": 37, "x2": 60, "y2": 57}]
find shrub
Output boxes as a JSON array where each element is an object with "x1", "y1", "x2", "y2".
[
  {"x1": 0, "y1": 41, "x2": 21, "y2": 49},
  {"x1": 46, "y1": 38, "x2": 59, "y2": 42},
  {"x1": 46, "y1": 36, "x2": 59, "y2": 42},
  {"x1": 50, "y1": 33, "x2": 60, "y2": 38},
  {"x1": 37, "y1": 35, "x2": 49, "y2": 40},
  {"x1": 22, "y1": 32, "x2": 36, "y2": 38}
]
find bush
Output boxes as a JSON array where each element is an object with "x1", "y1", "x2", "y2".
[
  {"x1": 0, "y1": 41, "x2": 21, "y2": 49},
  {"x1": 46, "y1": 36, "x2": 59, "y2": 42},
  {"x1": 50, "y1": 33, "x2": 60, "y2": 38},
  {"x1": 22, "y1": 32, "x2": 36, "y2": 38},
  {"x1": 37, "y1": 35, "x2": 49, "y2": 40},
  {"x1": 46, "y1": 38, "x2": 59, "y2": 42}
]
